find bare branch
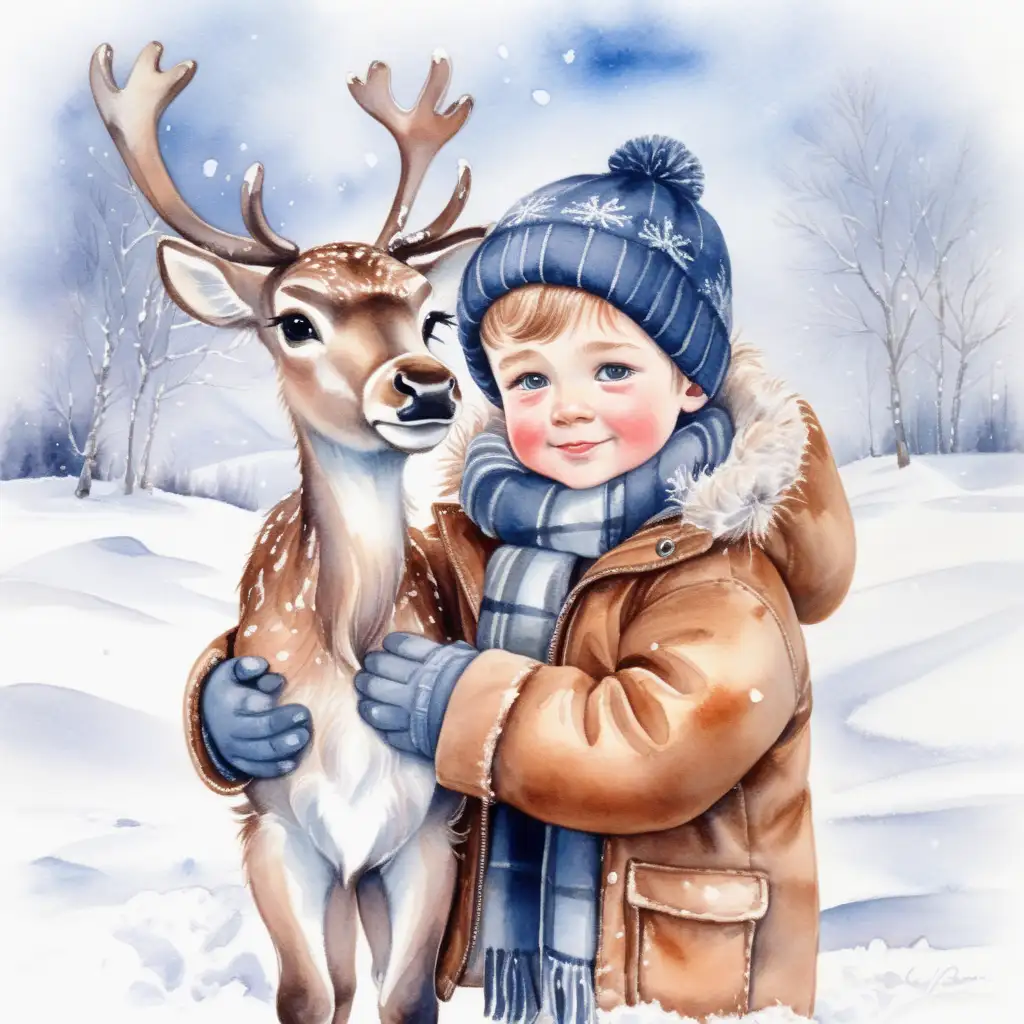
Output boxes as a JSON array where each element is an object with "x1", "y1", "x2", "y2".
[{"x1": 123, "y1": 220, "x2": 162, "y2": 257}]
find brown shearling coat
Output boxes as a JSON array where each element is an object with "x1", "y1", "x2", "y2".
[{"x1": 184, "y1": 347, "x2": 856, "y2": 1020}]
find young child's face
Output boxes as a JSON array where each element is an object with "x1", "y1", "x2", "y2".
[{"x1": 487, "y1": 302, "x2": 708, "y2": 489}]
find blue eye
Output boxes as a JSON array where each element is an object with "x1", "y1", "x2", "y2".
[
  {"x1": 596, "y1": 364, "x2": 634, "y2": 382},
  {"x1": 514, "y1": 373, "x2": 550, "y2": 391}
]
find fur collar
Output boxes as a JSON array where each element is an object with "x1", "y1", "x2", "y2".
[
  {"x1": 431, "y1": 343, "x2": 808, "y2": 545},
  {"x1": 668, "y1": 344, "x2": 807, "y2": 543}
]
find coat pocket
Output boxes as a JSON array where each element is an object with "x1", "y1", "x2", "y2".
[{"x1": 624, "y1": 861, "x2": 769, "y2": 1019}]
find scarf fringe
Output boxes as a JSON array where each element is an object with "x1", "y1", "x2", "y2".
[
  {"x1": 540, "y1": 949, "x2": 597, "y2": 1024},
  {"x1": 485, "y1": 948, "x2": 542, "y2": 1024},
  {"x1": 484, "y1": 948, "x2": 598, "y2": 1024}
]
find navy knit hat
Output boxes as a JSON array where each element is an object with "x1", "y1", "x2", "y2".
[{"x1": 457, "y1": 135, "x2": 733, "y2": 407}]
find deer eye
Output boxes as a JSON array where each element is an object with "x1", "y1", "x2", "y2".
[{"x1": 276, "y1": 313, "x2": 321, "y2": 346}]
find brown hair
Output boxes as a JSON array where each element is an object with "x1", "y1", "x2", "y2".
[{"x1": 480, "y1": 284, "x2": 622, "y2": 349}]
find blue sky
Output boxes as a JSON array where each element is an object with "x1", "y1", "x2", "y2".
[{"x1": 1, "y1": 0, "x2": 1021, "y2": 462}]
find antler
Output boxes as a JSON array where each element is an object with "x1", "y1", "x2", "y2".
[
  {"x1": 347, "y1": 51, "x2": 474, "y2": 253},
  {"x1": 90, "y1": 42, "x2": 298, "y2": 266}
]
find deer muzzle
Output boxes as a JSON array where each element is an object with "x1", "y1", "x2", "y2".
[{"x1": 365, "y1": 353, "x2": 461, "y2": 453}]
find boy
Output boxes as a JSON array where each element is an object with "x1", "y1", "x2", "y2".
[{"x1": 188, "y1": 136, "x2": 856, "y2": 1022}]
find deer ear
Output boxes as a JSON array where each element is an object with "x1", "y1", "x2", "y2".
[
  {"x1": 407, "y1": 228, "x2": 490, "y2": 304},
  {"x1": 403, "y1": 225, "x2": 491, "y2": 277},
  {"x1": 157, "y1": 237, "x2": 269, "y2": 328}
]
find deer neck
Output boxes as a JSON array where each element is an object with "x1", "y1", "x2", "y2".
[{"x1": 301, "y1": 431, "x2": 408, "y2": 671}]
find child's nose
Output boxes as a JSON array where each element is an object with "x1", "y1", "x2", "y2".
[{"x1": 550, "y1": 397, "x2": 595, "y2": 426}]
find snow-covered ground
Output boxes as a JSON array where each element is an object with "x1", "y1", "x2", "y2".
[{"x1": 1, "y1": 454, "x2": 1021, "y2": 1022}]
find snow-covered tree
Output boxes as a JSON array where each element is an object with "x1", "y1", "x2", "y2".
[
  {"x1": 136, "y1": 329, "x2": 250, "y2": 493},
  {"x1": 54, "y1": 166, "x2": 152, "y2": 497},
  {"x1": 910, "y1": 146, "x2": 1013, "y2": 453},
  {"x1": 909, "y1": 147, "x2": 970, "y2": 454},
  {"x1": 782, "y1": 80, "x2": 942, "y2": 468},
  {"x1": 932, "y1": 247, "x2": 1011, "y2": 453},
  {"x1": 783, "y1": 79, "x2": 1015, "y2": 464},
  {"x1": 122, "y1": 269, "x2": 248, "y2": 495},
  {"x1": 49, "y1": 141, "x2": 256, "y2": 498}
]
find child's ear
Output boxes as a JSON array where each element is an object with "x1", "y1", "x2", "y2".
[
  {"x1": 157, "y1": 237, "x2": 270, "y2": 328},
  {"x1": 679, "y1": 378, "x2": 709, "y2": 414}
]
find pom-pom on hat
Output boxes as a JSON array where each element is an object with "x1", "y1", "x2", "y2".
[{"x1": 457, "y1": 135, "x2": 732, "y2": 407}]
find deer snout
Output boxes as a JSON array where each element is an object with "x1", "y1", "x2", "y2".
[
  {"x1": 364, "y1": 354, "x2": 461, "y2": 454},
  {"x1": 394, "y1": 371, "x2": 458, "y2": 423},
  {"x1": 385, "y1": 354, "x2": 460, "y2": 423}
]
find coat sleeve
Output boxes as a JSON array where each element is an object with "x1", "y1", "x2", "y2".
[
  {"x1": 183, "y1": 627, "x2": 246, "y2": 796},
  {"x1": 433, "y1": 574, "x2": 799, "y2": 835}
]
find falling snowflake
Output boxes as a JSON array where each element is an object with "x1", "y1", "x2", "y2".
[
  {"x1": 700, "y1": 260, "x2": 732, "y2": 332},
  {"x1": 561, "y1": 195, "x2": 632, "y2": 229},
  {"x1": 502, "y1": 192, "x2": 557, "y2": 226},
  {"x1": 638, "y1": 217, "x2": 694, "y2": 268}
]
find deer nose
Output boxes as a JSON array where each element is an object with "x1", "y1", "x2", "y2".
[{"x1": 393, "y1": 371, "x2": 458, "y2": 423}]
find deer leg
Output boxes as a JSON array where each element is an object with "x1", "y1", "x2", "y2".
[
  {"x1": 324, "y1": 882, "x2": 359, "y2": 1024},
  {"x1": 356, "y1": 869, "x2": 392, "y2": 993},
  {"x1": 245, "y1": 816, "x2": 336, "y2": 1024},
  {"x1": 376, "y1": 817, "x2": 458, "y2": 1024}
]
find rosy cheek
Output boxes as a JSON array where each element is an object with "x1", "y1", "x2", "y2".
[
  {"x1": 606, "y1": 408, "x2": 660, "y2": 452},
  {"x1": 505, "y1": 399, "x2": 547, "y2": 467},
  {"x1": 599, "y1": 386, "x2": 661, "y2": 453}
]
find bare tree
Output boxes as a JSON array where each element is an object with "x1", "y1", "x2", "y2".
[
  {"x1": 58, "y1": 187, "x2": 121, "y2": 496},
  {"x1": 135, "y1": 326, "x2": 251, "y2": 491},
  {"x1": 911, "y1": 149, "x2": 969, "y2": 453},
  {"x1": 863, "y1": 349, "x2": 879, "y2": 457},
  {"x1": 940, "y1": 250, "x2": 1011, "y2": 452},
  {"x1": 124, "y1": 271, "x2": 173, "y2": 493},
  {"x1": 138, "y1": 376, "x2": 202, "y2": 491},
  {"x1": 57, "y1": 158, "x2": 163, "y2": 497},
  {"x1": 905, "y1": 143, "x2": 1012, "y2": 455},
  {"x1": 912, "y1": 318, "x2": 947, "y2": 453},
  {"x1": 84, "y1": 159, "x2": 172, "y2": 495},
  {"x1": 782, "y1": 79, "x2": 941, "y2": 468},
  {"x1": 57, "y1": 146, "x2": 254, "y2": 497}
]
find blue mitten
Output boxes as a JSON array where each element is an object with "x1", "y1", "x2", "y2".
[
  {"x1": 355, "y1": 633, "x2": 478, "y2": 758},
  {"x1": 200, "y1": 656, "x2": 313, "y2": 782}
]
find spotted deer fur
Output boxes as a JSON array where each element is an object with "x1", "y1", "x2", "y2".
[{"x1": 90, "y1": 41, "x2": 486, "y2": 1024}]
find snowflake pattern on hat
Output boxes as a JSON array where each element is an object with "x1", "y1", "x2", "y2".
[
  {"x1": 701, "y1": 260, "x2": 732, "y2": 332},
  {"x1": 561, "y1": 195, "x2": 632, "y2": 229},
  {"x1": 500, "y1": 178, "x2": 600, "y2": 228},
  {"x1": 502, "y1": 192, "x2": 557, "y2": 227},
  {"x1": 637, "y1": 217, "x2": 695, "y2": 268}
]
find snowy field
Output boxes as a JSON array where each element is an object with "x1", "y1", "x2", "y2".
[{"x1": 1, "y1": 454, "x2": 1022, "y2": 1022}]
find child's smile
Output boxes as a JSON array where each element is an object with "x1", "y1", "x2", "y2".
[{"x1": 552, "y1": 438, "x2": 609, "y2": 456}]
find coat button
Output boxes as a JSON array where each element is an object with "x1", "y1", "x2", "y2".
[{"x1": 656, "y1": 537, "x2": 675, "y2": 558}]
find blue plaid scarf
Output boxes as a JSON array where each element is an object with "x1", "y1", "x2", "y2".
[{"x1": 459, "y1": 406, "x2": 733, "y2": 1024}]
